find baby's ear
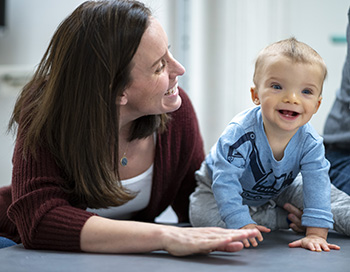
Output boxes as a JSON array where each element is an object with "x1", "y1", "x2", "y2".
[
  {"x1": 314, "y1": 96, "x2": 322, "y2": 113},
  {"x1": 250, "y1": 87, "x2": 260, "y2": 105}
]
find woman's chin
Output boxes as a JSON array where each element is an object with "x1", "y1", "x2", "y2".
[{"x1": 163, "y1": 96, "x2": 182, "y2": 113}]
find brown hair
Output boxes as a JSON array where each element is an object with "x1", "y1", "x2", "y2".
[
  {"x1": 253, "y1": 37, "x2": 327, "y2": 90},
  {"x1": 9, "y1": 0, "x2": 168, "y2": 208}
]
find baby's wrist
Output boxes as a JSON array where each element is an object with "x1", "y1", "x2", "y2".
[{"x1": 306, "y1": 226, "x2": 328, "y2": 240}]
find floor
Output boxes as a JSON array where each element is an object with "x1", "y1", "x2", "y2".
[{"x1": 1, "y1": 229, "x2": 349, "y2": 272}]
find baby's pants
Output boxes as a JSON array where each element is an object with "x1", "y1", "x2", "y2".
[{"x1": 189, "y1": 161, "x2": 350, "y2": 235}]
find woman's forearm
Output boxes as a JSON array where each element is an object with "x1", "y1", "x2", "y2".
[
  {"x1": 80, "y1": 215, "x2": 260, "y2": 256},
  {"x1": 80, "y1": 216, "x2": 164, "y2": 253}
]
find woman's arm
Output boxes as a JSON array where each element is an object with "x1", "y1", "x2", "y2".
[
  {"x1": 80, "y1": 215, "x2": 259, "y2": 256},
  {"x1": 10, "y1": 135, "x2": 259, "y2": 254}
]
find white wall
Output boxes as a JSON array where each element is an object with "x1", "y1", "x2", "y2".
[
  {"x1": 187, "y1": 0, "x2": 349, "y2": 152},
  {"x1": 0, "y1": 0, "x2": 88, "y2": 187},
  {"x1": 0, "y1": 0, "x2": 349, "y2": 187}
]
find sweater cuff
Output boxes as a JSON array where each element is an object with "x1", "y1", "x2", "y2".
[
  {"x1": 224, "y1": 211, "x2": 256, "y2": 229},
  {"x1": 9, "y1": 204, "x2": 95, "y2": 252},
  {"x1": 36, "y1": 206, "x2": 94, "y2": 252},
  {"x1": 302, "y1": 208, "x2": 334, "y2": 229}
]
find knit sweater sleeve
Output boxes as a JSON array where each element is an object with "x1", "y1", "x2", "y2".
[
  {"x1": 170, "y1": 89, "x2": 205, "y2": 222},
  {"x1": 8, "y1": 133, "x2": 94, "y2": 251},
  {"x1": 300, "y1": 130, "x2": 334, "y2": 229},
  {"x1": 137, "y1": 88, "x2": 205, "y2": 223}
]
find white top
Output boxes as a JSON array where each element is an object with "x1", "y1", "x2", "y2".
[{"x1": 87, "y1": 164, "x2": 153, "y2": 219}]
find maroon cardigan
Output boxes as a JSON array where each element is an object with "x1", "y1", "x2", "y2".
[{"x1": 0, "y1": 88, "x2": 205, "y2": 251}]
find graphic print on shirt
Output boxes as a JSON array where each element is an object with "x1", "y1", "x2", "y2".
[{"x1": 227, "y1": 132, "x2": 294, "y2": 201}]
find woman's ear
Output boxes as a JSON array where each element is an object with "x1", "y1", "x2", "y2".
[
  {"x1": 116, "y1": 92, "x2": 128, "y2": 105},
  {"x1": 250, "y1": 87, "x2": 260, "y2": 105}
]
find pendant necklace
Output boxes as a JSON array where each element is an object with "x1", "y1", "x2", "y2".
[{"x1": 120, "y1": 142, "x2": 130, "y2": 167}]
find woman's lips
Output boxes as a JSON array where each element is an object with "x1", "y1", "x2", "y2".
[{"x1": 165, "y1": 83, "x2": 178, "y2": 96}]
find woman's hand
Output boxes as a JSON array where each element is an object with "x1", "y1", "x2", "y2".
[
  {"x1": 161, "y1": 226, "x2": 260, "y2": 256},
  {"x1": 240, "y1": 224, "x2": 271, "y2": 248},
  {"x1": 283, "y1": 203, "x2": 306, "y2": 233}
]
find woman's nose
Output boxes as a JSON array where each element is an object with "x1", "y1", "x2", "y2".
[{"x1": 168, "y1": 53, "x2": 185, "y2": 77}]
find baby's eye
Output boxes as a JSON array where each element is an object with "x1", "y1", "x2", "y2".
[
  {"x1": 271, "y1": 84, "x2": 282, "y2": 90},
  {"x1": 302, "y1": 89, "x2": 312, "y2": 95}
]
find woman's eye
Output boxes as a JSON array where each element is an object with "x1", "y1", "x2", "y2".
[
  {"x1": 272, "y1": 84, "x2": 282, "y2": 90},
  {"x1": 155, "y1": 59, "x2": 166, "y2": 73}
]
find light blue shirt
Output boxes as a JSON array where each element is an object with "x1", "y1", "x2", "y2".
[{"x1": 207, "y1": 106, "x2": 334, "y2": 229}]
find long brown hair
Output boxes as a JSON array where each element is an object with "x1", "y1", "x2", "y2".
[{"x1": 9, "y1": 0, "x2": 167, "y2": 208}]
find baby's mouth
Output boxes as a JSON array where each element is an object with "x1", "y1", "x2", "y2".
[
  {"x1": 165, "y1": 84, "x2": 178, "y2": 96},
  {"x1": 279, "y1": 110, "x2": 299, "y2": 117}
]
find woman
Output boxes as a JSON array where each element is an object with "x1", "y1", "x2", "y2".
[{"x1": 0, "y1": 0, "x2": 258, "y2": 254}]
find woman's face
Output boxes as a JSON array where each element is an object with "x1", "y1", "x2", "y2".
[{"x1": 121, "y1": 17, "x2": 185, "y2": 120}]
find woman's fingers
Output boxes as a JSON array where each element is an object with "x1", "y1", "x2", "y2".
[
  {"x1": 283, "y1": 203, "x2": 306, "y2": 233},
  {"x1": 163, "y1": 227, "x2": 259, "y2": 256},
  {"x1": 218, "y1": 241, "x2": 244, "y2": 252},
  {"x1": 284, "y1": 203, "x2": 303, "y2": 218},
  {"x1": 197, "y1": 228, "x2": 258, "y2": 253}
]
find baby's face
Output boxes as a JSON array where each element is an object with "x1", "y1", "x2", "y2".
[{"x1": 251, "y1": 55, "x2": 324, "y2": 135}]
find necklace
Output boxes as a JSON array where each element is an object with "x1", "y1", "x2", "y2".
[{"x1": 120, "y1": 142, "x2": 130, "y2": 167}]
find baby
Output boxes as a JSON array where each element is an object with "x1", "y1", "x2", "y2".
[{"x1": 193, "y1": 37, "x2": 341, "y2": 252}]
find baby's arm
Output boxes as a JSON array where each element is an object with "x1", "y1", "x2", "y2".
[{"x1": 288, "y1": 227, "x2": 340, "y2": 251}]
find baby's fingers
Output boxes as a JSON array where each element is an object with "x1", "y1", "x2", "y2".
[
  {"x1": 310, "y1": 241, "x2": 340, "y2": 252},
  {"x1": 288, "y1": 239, "x2": 302, "y2": 248},
  {"x1": 242, "y1": 237, "x2": 260, "y2": 248},
  {"x1": 311, "y1": 243, "x2": 322, "y2": 252},
  {"x1": 291, "y1": 240, "x2": 321, "y2": 251},
  {"x1": 255, "y1": 225, "x2": 271, "y2": 234},
  {"x1": 249, "y1": 237, "x2": 259, "y2": 247},
  {"x1": 242, "y1": 238, "x2": 251, "y2": 248},
  {"x1": 289, "y1": 238, "x2": 340, "y2": 252},
  {"x1": 327, "y1": 243, "x2": 340, "y2": 250}
]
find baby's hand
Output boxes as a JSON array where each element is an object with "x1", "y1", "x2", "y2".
[
  {"x1": 289, "y1": 235, "x2": 340, "y2": 252},
  {"x1": 240, "y1": 224, "x2": 271, "y2": 248}
]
